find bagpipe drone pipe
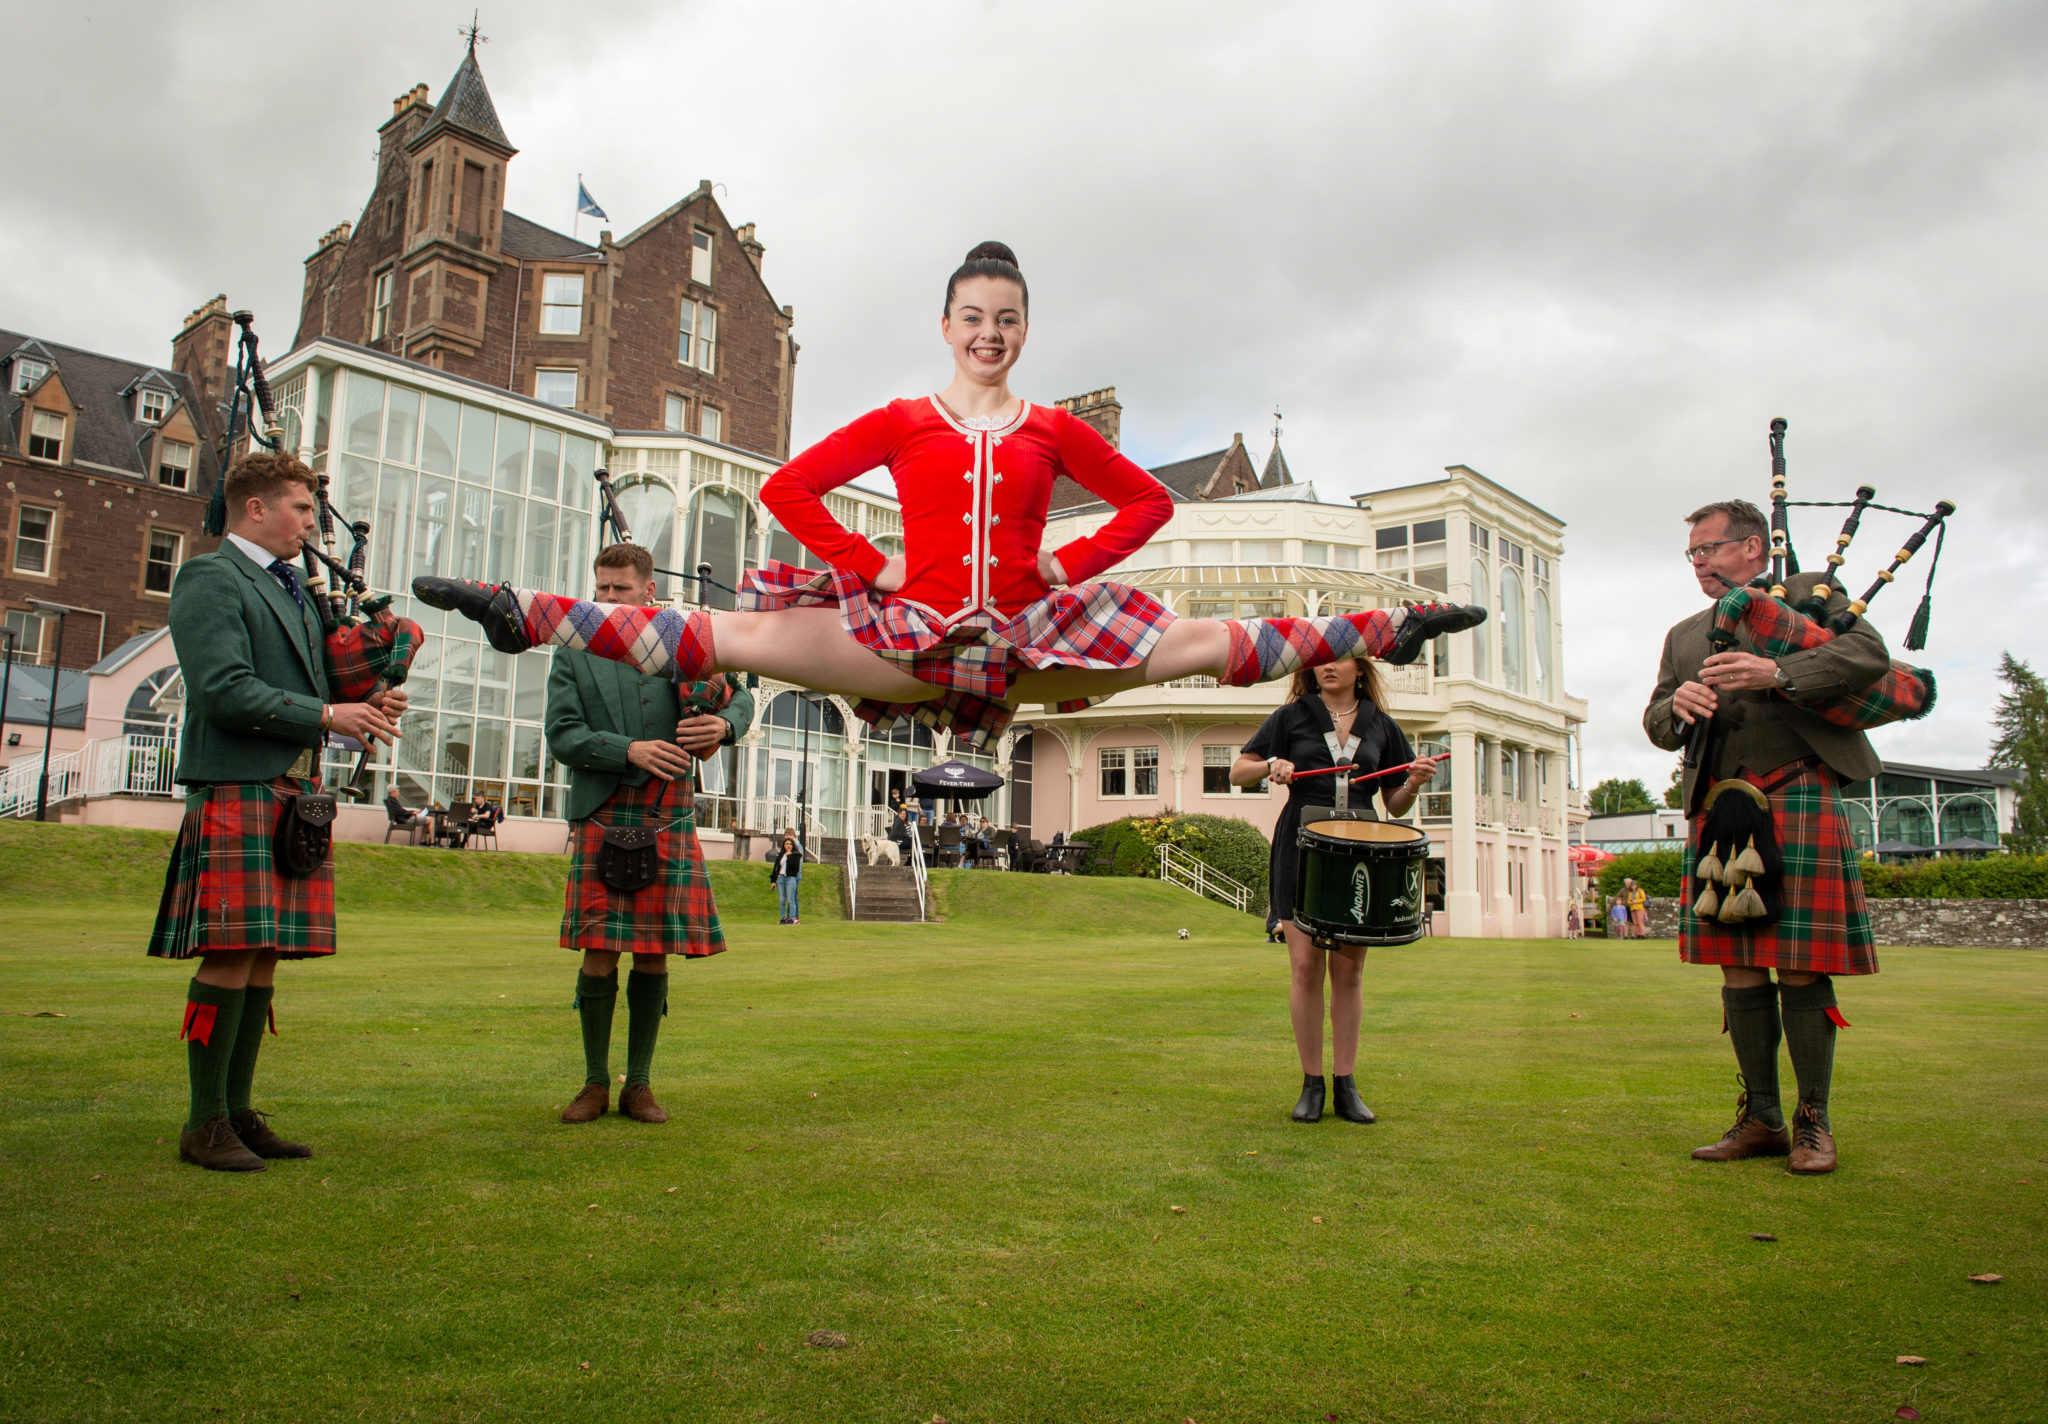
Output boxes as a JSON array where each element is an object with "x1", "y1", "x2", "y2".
[{"x1": 202, "y1": 311, "x2": 424, "y2": 799}]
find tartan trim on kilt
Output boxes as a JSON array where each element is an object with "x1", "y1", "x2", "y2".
[
  {"x1": 737, "y1": 561, "x2": 1172, "y2": 748},
  {"x1": 1680, "y1": 762, "x2": 1877, "y2": 975},
  {"x1": 562, "y1": 776, "x2": 727, "y2": 957},
  {"x1": 147, "y1": 778, "x2": 336, "y2": 960}
]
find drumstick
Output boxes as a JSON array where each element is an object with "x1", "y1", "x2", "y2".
[{"x1": 1285, "y1": 757, "x2": 1437, "y2": 785}]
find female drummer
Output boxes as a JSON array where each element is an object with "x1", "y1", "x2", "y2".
[
  {"x1": 415, "y1": 242, "x2": 1482, "y2": 749},
  {"x1": 1233, "y1": 657, "x2": 1444, "y2": 1124}
]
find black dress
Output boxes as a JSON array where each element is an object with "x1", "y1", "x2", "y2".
[{"x1": 1242, "y1": 696, "x2": 1415, "y2": 923}]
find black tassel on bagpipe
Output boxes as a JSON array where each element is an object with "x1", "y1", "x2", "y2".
[{"x1": 1688, "y1": 781, "x2": 1782, "y2": 929}]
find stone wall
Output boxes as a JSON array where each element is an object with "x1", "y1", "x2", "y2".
[{"x1": 1643, "y1": 897, "x2": 2048, "y2": 949}]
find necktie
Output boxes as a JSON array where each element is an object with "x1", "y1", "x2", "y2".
[{"x1": 267, "y1": 558, "x2": 304, "y2": 608}]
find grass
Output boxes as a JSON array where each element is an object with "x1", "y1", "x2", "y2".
[{"x1": 1, "y1": 822, "x2": 2044, "y2": 1423}]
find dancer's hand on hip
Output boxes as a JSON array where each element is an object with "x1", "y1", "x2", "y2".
[
  {"x1": 873, "y1": 556, "x2": 906, "y2": 593},
  {"x1": 1038, "y1": 550, "x2": 1068, "y2": 587}
]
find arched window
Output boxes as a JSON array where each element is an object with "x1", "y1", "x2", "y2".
[
  {"x1": 1842, "y1": 800, "x2": 1876, "y2": 850},
  {"x1": 764, "y1": 516, "x2": 807, "y2": 568},
  {"x1": 612, "y1": 477, "x2": 677, "y2": 598},
  {"x1": 682, "y1": 486, "x2": 757, "y2": 610},
  {"x1": 1878, "y1": 799, "x2": 1935, "y2": 847},
  {"x1": 1499, "y1": 567, "x2": 1526, "y2": 694},
  {"x1": 1938, "y1": 796, "x2": 1995, "y2": 843},
  {"x1": 1468, "y1": 559, "x2": 1492, "y2": 683},
  {"x1": 1532, "y1": 588, "x2": 1552, "y2": 702},
  {"x1": 124, "y1": 667, "x2": 180, "y2": 737},
  {"x1": 872, "y1": 534, "x2": 904, "y2": 560}
]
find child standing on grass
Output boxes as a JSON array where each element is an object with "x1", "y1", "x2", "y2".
[{"x1": 1608, "y1": 897, "x2": 1630, "y2": 940}]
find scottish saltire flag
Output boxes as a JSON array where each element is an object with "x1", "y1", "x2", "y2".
[{"x1": 576, "y1": 180, "x2": 608, "y2": 221}]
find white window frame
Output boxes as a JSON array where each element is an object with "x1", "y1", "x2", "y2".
[
  {"x1": 697, "y1": 305, "x2": 717, "y2": 374},
  {"x1": 1099, "y1": 747, "x2": 1128, "y2": 798},
  {"x1": 1332, "y1": 545, "x2": 1360, "y2": 570},
  {"x1": 3, "y1": 608, "x2": 45, "y2": 662},
  {"x1": 137, "y1": 388, "x2": 170, "y2": 424},
  {"x1": 157, "y1": 438, "x2": 194, "y2": 489},
  {"x1": 12, "y1": 358, "x2": 47, "y2": 393},
  {"x1": 1202, "y1": 744, "x2": 1266, "y2": 797},
  {"x1": 371, "y1": 269, "x2": 394, "y2": 341},
  {"x1": 1238, "y1": 540, "x2": 1281, "y2": 563},
  {"x1": 677, "y1": 300, "x2": 695, "y2": 365},
  {"x1": 27, "y1": 409, "x2": 64, "y2": 462},
  {"x1": 698, "y1": 405, "x2": 722, "y2": 443},
  {"x1": 144, "y1": 528, "x2": 183, "y2": 595},
  {"x1": 534, "y1": 368, "x2": 577, "y2": 407},
  {"x1": 663, "y1": 394, "x2": 686, "y2": 433},
  {"x1": 1131, "y1": 746, "x2": 1159, "y2": 798},
  {"x1": 14, "y1": 504, "x2": 56, "y2": 574},
  {"x1": 540, "y1": 273, "x2": 584, "y2": 335},
  {"x1": 691, "y1": 228, "x2": 714, "y2": 286}
]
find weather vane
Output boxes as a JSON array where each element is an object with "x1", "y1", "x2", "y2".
[
  {"x1": 1272, "y1": 405, "x2": 1283, "y2": 445},
  {"x1": 461, "y1": 11, "x2": 488, "y2": 51}
]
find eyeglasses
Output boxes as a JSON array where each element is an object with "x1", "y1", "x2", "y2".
[{"x1": 1683, "y1": 538, "x2": 1742, "y2": 565}]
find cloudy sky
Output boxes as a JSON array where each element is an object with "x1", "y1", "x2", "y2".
[{"x1": 5, "y1": 0, "x2": 2042, "y2": 785}]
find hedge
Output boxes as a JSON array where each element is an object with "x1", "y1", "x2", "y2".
[
  {"x1": 1068, "y1": 812, "x2": 1271, "y2": 914},
  {"x1": 1592, "y1": 847, "x2": 2048, "y2": 900}
]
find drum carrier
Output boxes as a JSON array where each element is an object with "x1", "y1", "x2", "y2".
[{"x1": 1291, "y1": 760, "x2": 1432, "y2": 949}]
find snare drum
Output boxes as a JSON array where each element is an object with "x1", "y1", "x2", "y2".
[{"x1": 1292, "y1": 815, "x2": 1431, "y2": 948}]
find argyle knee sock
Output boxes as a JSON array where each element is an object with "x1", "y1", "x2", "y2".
[
  {"x1": 574, "y1": 970, "x2": 620, "y2": 1087},
  {"x1": 1219, "y1": 607, "x2": 1407, "y2": 686},
  {"x1": 624, "y1": 969, "x2": 668, "y2": 1089},
  {"x1": 505, "y1": 589, "x2": 714, "y2": 681},
  {"x1": 1721, "y1": 983, "x2": 1784, "y2": 1129},
  {"x1": 1779, "y1": 977, "x2": 1843, "y2": 1132},
  {"x1": 182, "y1": 981, "x2": 246, "y2": 1130},
  {"x1": 223, "y1": 985, "x2": 275, "y2": 1117}
]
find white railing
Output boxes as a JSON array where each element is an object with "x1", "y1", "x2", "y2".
[
  {"x1": 1157, "y1": 841, "x2": 1252, "y2": 913},
  {"x1": 843, "y1": 806, "x2": 859, "y2": 919},
  {"x1": 1, "y1": 733, "x2": 182, "y2": 818},
  {"x1": 905, "y1": 819, "x2": 929, "y2": 922}
]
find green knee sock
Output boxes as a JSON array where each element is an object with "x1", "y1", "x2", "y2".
[
  {"x1": 1779, "y1": 977, "x2": 1839, "y2": 1131},
  {"x1": 183, "y1": 980, "x2": 246, "y2": 1130},
  {"x1": 575, "y1": 970, "x2": 619, "y2": 1087},
  {"x1": 1721, "y1": 984, "x2": 1784, "y2": 1129},
  {"x1": 224, "y1": 985, "x2": 274, "y2": 1116},
  {"x1": 624, "y1": 969, "x2": 668, "y2": 1089}
]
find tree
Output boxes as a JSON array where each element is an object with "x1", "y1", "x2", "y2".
[
  {"x1": 1588, "y1": 777, "x2": 1656, "y2": 816},
  {"x1": 1989, "y1": 651, "x2": 2048, "y2": 854},
  {"x1": 1663, "y1": 756, "x2": 1686, "y2": 809}
]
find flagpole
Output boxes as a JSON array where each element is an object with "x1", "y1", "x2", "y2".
[{"x1": 572, "y1": 172, "x2": 580, "y2": 242}]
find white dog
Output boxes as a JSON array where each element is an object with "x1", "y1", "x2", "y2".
[{"x1": 860, "y1": 834, "x2": 902, "y2": 868}]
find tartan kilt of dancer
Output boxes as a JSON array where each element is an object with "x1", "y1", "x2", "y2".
[
  {"x1": 562, "y1": 776, "x2": 726, "y2": 958},
  {"x1": 1679, "y1": 760, "x2": 1877, "y2": 976},
  {"x1": 738, "y1": 561, "x2": 1174, "y2": 748},
  {"x1": 147, "y1": 778, "x2": 337, "y2": 960}
]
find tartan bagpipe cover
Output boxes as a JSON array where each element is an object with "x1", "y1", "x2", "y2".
[
  {"x1": 1712, "y1": 586, "x2": 1933, "y2": 729},
  {"x1": 322, "y1": 609, "x2": 425, "y2": 703}
]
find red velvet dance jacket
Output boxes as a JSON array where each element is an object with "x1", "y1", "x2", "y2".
[{"x1": 760, "y1": 397, "x2": 1174, "y2": 626}]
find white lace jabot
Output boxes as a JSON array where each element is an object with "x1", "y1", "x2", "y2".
[{"x1": 957, "y1": 412, "x2": 1012, "y2": 431}]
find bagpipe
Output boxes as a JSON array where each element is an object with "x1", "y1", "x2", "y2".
[
  {"x1": 201, "y1": 312, "x2": 422, "y2": 801},
  {"x1": 1681, "y1": 420, "x2": 1955, "y2": 925}
]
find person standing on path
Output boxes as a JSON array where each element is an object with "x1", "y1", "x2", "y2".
[
  {"x1": 545, "y1": 543, "x2": 754, "y2": 1125},
  {"x1": 1624, "y1": 877, "x2": 1650, "y2": 938},
  {"x1": 148, "y1": 452, "x2": 406, "y2": 1170},
  {"x1": 1645, "y1": 499, "x2": 1889, "y2": 1175},
  {"x1": 773, "y1": 835, "x2": 804, "y2": 925}
]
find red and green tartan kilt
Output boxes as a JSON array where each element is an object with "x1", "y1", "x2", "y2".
[
  {"x1": 147, "y1": 778, "x2": 336, "y2": 960},
  {"x1": 562, "y1": 776, "x2": 726, "y2": 958},
  {"x1": 1679, "y1": 761, "x2": 1877, "y2": 975}
]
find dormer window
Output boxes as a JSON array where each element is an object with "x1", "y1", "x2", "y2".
[
  {"x1": 12, "y1": 358, "x2": 47, "y2": 393},
  {"x1": 27, "y1": 409, "x2": 65, "y2": 462},
  {"x1": 691, "y1": 229, "x2": 714, "y2": 286},
  {"x1": 158, "y1": 439, "x2": 194, "y2": 489},
  {"x1": 138, "y1": 389, "x2": 170, "y2": 424}
]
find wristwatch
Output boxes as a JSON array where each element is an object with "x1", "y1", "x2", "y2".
[{"x1": 1773, "y1": 664, "x2": 1793, "y2": 695}]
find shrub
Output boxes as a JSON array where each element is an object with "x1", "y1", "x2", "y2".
[
  {"x1": 1069, "y1": 812, "x2": 1271, "y2": 914},
  {"x1": 1595, "y1": 851, "x2": 1684, "y2": 898},
  {"x1": 1858, "y1": 853, "x2": 2048, "y2": 899}
]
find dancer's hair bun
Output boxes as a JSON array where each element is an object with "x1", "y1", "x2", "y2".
[{"x1": 964, "y1": 240, "x2": 1020, "y2": 270}]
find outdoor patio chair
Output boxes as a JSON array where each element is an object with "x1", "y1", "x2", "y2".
[
  {"x1": 468, "y1": 806, "x2": 500, "y2": 851},
  {"x1": 935, "y1": 822, "x2": 964, "y2": 867},
  {"x1": 383, "y1": 800, "x2": 429, "y2": 846}
]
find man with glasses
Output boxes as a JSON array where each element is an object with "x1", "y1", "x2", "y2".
[{"x1": 1643, "y1": 500, "x2": 1890, "y2": 1175}]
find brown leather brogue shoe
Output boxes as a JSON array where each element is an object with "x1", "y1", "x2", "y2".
[
  {"x1": 179, "y1": 1115, "x2": 266, "y2": 1172},
  {"x1": 1690, "y1": 1090, "x2": 1791, "y2": 1161},
  {"x1": 619, "y1": 1084, "x2": 669, "y2": 1124},
  {"x1": 561, "y1": 1083, "x2": 609, "y2": 1123},
  {"x1": 1787, "y1": 1101, "x2": 1838, "y2": 1175},
  {"x1": 229, "y1": 1109, "x2": 313, "y2": 1159}
]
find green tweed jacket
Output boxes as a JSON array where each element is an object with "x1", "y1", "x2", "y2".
[
  {"x1": 544, "y1": 647, "x2": 755, "y2": 824},
  {"x1": 168, "y1": 542, "x2": 332, "y2": 787},
  {"x1": 1644, "y1": 571, "x2": 1889, "y2": 809}
]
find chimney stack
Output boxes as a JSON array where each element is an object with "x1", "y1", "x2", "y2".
[
  {"x1": 171, "y1": 296, "x2": 235, "y2": 441},
  {"x1": 1055, "y1": 387, "x2": 1122, "y2": 449},
  {"x1": 736, "y1": 222, "x2": 765, "y2": 272}
]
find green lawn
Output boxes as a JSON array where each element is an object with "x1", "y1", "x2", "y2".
[{"x1": 1, "y1": 823, "x2": 2043, "y2": 1424}]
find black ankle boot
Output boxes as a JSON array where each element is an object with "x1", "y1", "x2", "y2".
[
  {"x1": 1383, "y1": 601, "x2": 1489, "y2": 665},
  {"x1": 411, "y1": 578, "x2": 530, "y2": 654},
  {"x1": 1330, "y1": 1074, "x2": 1375, "y2": 1124},
  {"x1": 1292, "y1": 1074, "x2": 1326, "y2": 1123}
]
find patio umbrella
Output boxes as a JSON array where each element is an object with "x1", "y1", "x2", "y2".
[
  {"x1": 1567, "y1": 843, "x2": 1616, "y2": 868},
  {"x1": 1931, "y1": 837, "x2": 2002, "y2": 853},
  {"x1": 1866, "y1": 839, "x2": 1936, "y2": 857},
  {"x1": 912, "y1": 760, "x2": 1004, "y2": 802}
]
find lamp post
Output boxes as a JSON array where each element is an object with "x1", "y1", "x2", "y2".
[
  {"x1": 0, "y1": 628, "x2": 15, "y2": 763},
  {"x1": 28, "y1": 600, "x2": 74, "y2": 823}
]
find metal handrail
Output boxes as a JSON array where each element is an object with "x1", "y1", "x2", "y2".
[
  {"x1": 1156, "y1": 841, "x2": 1252, "y2": 913},
  {"x1": 905, "y1": 816, "x2": 930, "y2": 922}
]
